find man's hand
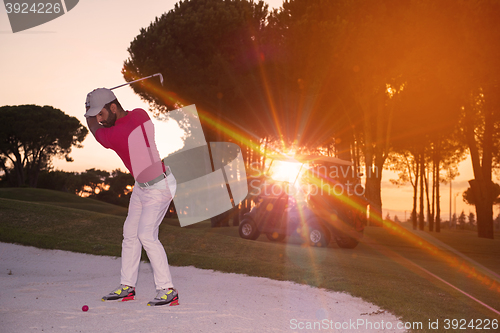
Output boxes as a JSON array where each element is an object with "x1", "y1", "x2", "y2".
[{"x1": 86, "y1": 116, "x2": 104, "y2": 137}]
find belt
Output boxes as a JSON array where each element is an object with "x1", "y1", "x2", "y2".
[{"x1": 138, "y1": 167, "x2": 171, "y2": 188}]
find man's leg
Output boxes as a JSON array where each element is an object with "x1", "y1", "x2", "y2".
[
  {"x1": 120, "y1": 187, "x2": 144, "y2": 287},
  {"x1": 137, "y1": 176, "x2": 176, "y2": 290}
]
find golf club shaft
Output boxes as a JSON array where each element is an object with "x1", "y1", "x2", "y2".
[{"x1": 110, "y1": 73, "x2": 163, "y2": 90}]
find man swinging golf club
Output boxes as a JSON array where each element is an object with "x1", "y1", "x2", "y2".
[{"x1": 84, "y1": 79, "x2": 179, "y2": 307}]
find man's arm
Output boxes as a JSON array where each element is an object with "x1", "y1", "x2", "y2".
[{"x1": 86, "y1": 116, "x2": 104, "y2": 137}]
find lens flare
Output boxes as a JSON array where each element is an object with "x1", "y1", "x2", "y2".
[{"x1": 125, "y1": 66, "x2": 500, "y2": 317}]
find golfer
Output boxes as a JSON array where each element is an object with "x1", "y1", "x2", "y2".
[{"x1": 85, "y1": 88, "x2": 179, "y2": 307}]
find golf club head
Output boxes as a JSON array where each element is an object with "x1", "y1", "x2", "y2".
[{"x1": 157, "y1": 73, "x2": 164, "y2": 86}]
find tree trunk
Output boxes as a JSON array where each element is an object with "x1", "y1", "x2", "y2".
[
  {"x1": 419, "y1": 152, "x2": 425, "y2": 231},
  {"x1": 435, "y1": 158, "x2": 441, "y2": 232},
  {"x1": 337, "y1": 131, "x2": 353, "y2": 162},
  {"x1": 362, "y1": 90, "x2": 390, "y2": 227},
  {"x1": 425, "y1": 166, "x2": 434, "y2": 231},
  {"x1": 261, "y1": 136, "x2": 268, "y2": 172},
  {"x1": 365, "y1": 170, "x2": 383, "y2": 226},
  {"x1": 9, "y1": 148, "x2": 26, "y2": 187},
  {"x1": 0, "y1": 158, "x2": 12, "y2": 185},
  {"x1": 412, "y1": 153, "x2": 419, "y2": 230},
  {"x1": 465, "y1": 104, "x2": 494, "y2": 239}
]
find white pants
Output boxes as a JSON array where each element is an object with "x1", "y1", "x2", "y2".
[{"x1": 120, "y1": 173, "x2": 176, "y2": 290}]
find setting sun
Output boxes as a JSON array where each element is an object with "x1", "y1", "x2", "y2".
[{"x1": 269, "y1": 160, "x2": 303, "y2": 184}]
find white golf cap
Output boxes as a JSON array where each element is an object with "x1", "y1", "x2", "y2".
[{"x1": 85, "y1": 88, "x2": 116, "y2": 117}]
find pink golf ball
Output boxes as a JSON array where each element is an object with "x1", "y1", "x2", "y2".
[{"x1": 82, "y1": 305, "x2": 89, "y2": 312}]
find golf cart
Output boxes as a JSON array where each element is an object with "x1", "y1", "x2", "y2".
[{"x1": 238, "y1": 155, "x2": 368, "y2": 248}]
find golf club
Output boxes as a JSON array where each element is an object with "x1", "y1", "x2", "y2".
[{"x1": 110, "y1": 73, "x2": 164, "y2": 90}]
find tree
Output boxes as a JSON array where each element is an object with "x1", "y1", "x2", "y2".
[
  {"x1": 105, "y1": 169, "x2": 135, "y2": 198},
  {"x1": 123, "y1": 0, "x2": 270, "y2": 142},
  {"x1": 77, "y1": 168, "x2": 110, "y2": 197},
  {"x1": 432, "y1": 138, "x2": 467, "y2": 232},
  {"x1": 264, "y1": 0, "x2": 355, "y2": 152},
  {"x1": 387, "y1": 151, "x2": 419, "y2": 229},
  {"x1": 387, "y1": 136, "x2": 465, "y2": 232},
  {"x1": 388, "y1": 0, "x2": 467, "y2": 231},
  {"x1": 341, "y1": 1, "x2": 411, "y2": 226},
  {"x1": 451, "y1": 213, "x2": 457, "y2": 229},
  {"x1": 267, "y1": 0, "x2": 413, "y2": 226},
  {"x1": 463, "y1": 182, "x2": 500, "y2": 206},
  {"x1": 0, "y1": 105, "x2": 88, "y2": 187},
  {"x1": 458, "y1": 211, "x2": 466, "y2": 229},
  {"x1": 438, "y1": 0, "x2": 500, "y2": 239},
  {"x1": 37, "y1": 168, "x2": 135, "y2": 207},
  {"x1": 95, "y1": 169, "x2": 135, "y2": 207},
  {"x1": 468, "y1": 212, "x2": 476, "y2": 227},
  {"x1": 37, "y1": 169, "x2": 82, "y2": 193}
]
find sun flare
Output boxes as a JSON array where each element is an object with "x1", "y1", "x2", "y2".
[{"x1": 269, "y1": 160, "x2": 303, "y2": 184}]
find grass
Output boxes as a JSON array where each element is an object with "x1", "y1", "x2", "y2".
[
  {"x1": 1, "y1": 188, "x2": 500, "y2": 332},
  {"x1": 0, "y1": 188, "x2": 128, "y2": 216}
]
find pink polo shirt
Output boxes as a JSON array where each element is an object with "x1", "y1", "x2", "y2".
[{"x1": 95, "y1": 108, "x2": 164, "y2": 182}]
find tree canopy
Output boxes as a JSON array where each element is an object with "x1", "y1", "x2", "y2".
[
  {"x1": 0, "y1": 105, "x2": 88, "y2": 187},
  {"x1": 124, "y1": 0, "x2": 270, "y2": 140}
]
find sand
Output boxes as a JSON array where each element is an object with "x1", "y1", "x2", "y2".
[{"x1": 0, "y1": 242, "x2": 405, "y2": 332}]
